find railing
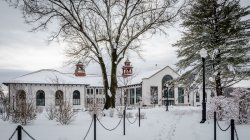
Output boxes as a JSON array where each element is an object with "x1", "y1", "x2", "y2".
[
  {"x1": 9, "y1": 125, "x2": 35, "y2": 140},
  {"x1": 8, "y1": 107, "x2": 144, "y2": 140},
  {"x1": 214, "y1": 112, "x2": 239, "y2": 140}
]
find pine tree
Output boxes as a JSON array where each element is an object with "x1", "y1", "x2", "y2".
[{"x1": 175, "y1": 0, "x2": 250, "y2": 96}]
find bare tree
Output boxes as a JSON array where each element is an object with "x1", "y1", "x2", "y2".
[{"x1": 6, "y1": 0, "x2": 185, "y2": 109}]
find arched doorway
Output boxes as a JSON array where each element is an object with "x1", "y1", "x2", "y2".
[
  {"x1": 36, "y1": 90, "x2": 45, "y2": 106},
  {"x1": 55, "y1": 90, "x2": 63, "y2": 106},
  {"x1": 73, "y1": 90, "x2": 80, "y2": 105},
  {"x1": 162, "y1": 75, "x2": 174, "y2": 105}
]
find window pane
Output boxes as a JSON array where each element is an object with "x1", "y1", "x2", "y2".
[
  {"x1": 178, "y1": 87, "x2": 184, "y2": 103},
  {"x1": 150, "y1": 86, "x2": 158, "y2": 104},
  {"x1": 73, "y1": 90, "x2": 80, "y2": 105},
  {"x1": 129, "y1": 88, "x2": 134, "y2": 105},
  {"x1": 136, "y1": 88, "x2": 142, "y2": 103},
  {"x1": 36, "y1": 90, "x2": 45, "y2": 106}
]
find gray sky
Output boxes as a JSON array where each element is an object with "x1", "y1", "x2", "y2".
[{"x1": 0, "y1": 0, "x2": 249, "y2": 84}]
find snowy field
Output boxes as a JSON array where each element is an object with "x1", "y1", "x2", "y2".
[{"x1": 1, "y1": 106, "x2": 250, "y2": 140}]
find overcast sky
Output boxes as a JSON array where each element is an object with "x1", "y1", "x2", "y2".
[{"x1": 0, "y1": 0, "x2": 249, "y2": 84}]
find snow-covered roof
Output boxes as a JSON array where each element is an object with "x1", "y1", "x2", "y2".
[
  {"x1": 3, "y1": 65, "x2": 179, "y2": 87},
  {"x1": 128, "y1": 68, "x2": 162, "y2": 85},
  {"x1": 3, "y1": 69, "x2": 103, "y2": 86}
]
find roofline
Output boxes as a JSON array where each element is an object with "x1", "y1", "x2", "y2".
[
  {"x1": 142, "y1": 65, "x2": 180, "y2": 80},
  {"x1": 119, "y1": 83, "x2": 142, "y2": 88},
  {"x1": 86, "y1": 86, "x2": 104, "y2": 88},
  {"x1": 2, "y1": 83, "x2": 8, "y2": 86},
  {"x1": 3, "y1": 82, "x2": 88, "y2": 86},
  {"x1": 18, "y1": 69, "x2": 62, "y2": 79}
]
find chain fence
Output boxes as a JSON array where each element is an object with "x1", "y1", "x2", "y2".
[
  {"x1": 83, "y1": 118, "x2": 94, "y2": 140},
  {"x1": 21, "y1": 127, "x2": 36, "y2": 140},
  {"x1": 126, "y1": 114, "x2": 138, "y2": 124},
  {"x1": 234, "y1": 126, "x2": 239, "y2": 140},
  {"x1": 216, "y1": 120, "x2": 231, "y2": 131},
  {"x1": 9, "y1": 125, "x2": 36, "y2": 140},
  {"x1": 97, "y1": 116, "x2": 123, "y2": 131},
  {"x1": 9, "y1": 128, "x2": 17, "y2": 140},
  {"x1": 8, "y1": 107, "x2": 142, "y2": 140}
]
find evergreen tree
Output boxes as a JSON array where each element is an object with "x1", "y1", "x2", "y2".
[{"x1": 175, "y1": 0, "x2": 250, "y2": 96}]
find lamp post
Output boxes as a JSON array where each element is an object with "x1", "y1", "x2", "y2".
[
  {"x1": 200, "y1": 48, "x2": 207, "y2": 123},
  {"x1": 12, "y1": 95, "x2": 14, "y2": 110},
  {"x1": 166, "y1": 89, "x2": 169, "y2": 111},
  {"x1": 164, "y1": 85, "x2": 169, "y2": 112}
]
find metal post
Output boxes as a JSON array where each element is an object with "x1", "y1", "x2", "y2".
[
  {"x1": 166, "y1": 87, "x2": 168, "y2": 111},
  {"x1": 123, "y1": 109, "x2": 126, "y2": 135},
  {"x1": 94, "y1": 114, "x2": 96, "y2": 140},
  {"x1": 200, "y1": 57, "x2": 206, "y2": 123},
  {"x1": 231, "y1": 119, "x2": 235, "y2": 140},
  {"x1": 17, "y1": 125, "x2": 22, "y2": 140},
  {"x1": 139, "y1": 107, "x2": 140, "y2": 127},
  {"x1": 214, "y1": 112, "x2": 216, "y2": 140},
  {"x1": 13, "y1": 95, "x2": 14, "y2": 110}
]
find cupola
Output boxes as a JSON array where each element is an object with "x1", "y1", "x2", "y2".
[
  {"x1": 74, "y1": 61, "x2": 86, "y2": 77},
  {"x1": 122, "y1": 58, "x2": 133, "y2": 78}
]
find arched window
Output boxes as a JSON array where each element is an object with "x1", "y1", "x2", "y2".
[
  {"x1": 36, "y1": 90, "x2": 45, "y2": 106},
  {"x1": 73, "y1": 90, "x2": 80, "y2": 105},
  {"x1": 55, "y1": 90, "x2": 63, "y2": 106},
  {"x1": 162, "y1": 75, "x2": 174, "y2": 105},
  {"x1": 196, "y1": 92, "x2": 200, "y2": 102},
  {"x1": 16, "y1": 90, "x2": 26, "y2": 104}
]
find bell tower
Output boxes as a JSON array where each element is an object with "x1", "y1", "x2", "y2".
[
  {"x1": 122, "y1": 58, "x2": 133, "y2": 78},
  {"x1": 74, "y1": 61, "x2": 86, "y2": 77}
]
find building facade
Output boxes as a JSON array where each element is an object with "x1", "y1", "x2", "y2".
[{"x1": 3, "y1": 61, "x2": 206, "y2": 110}]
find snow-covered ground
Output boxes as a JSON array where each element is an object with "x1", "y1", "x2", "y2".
[{"x1": 1, "y1": 106, "x2": 250, "y2": 140}]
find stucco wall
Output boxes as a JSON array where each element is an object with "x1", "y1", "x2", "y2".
[
  {"x1": 141, "y1": 66, "x2": 180, "y2": 105},
  {"x1": 9, "y1": 83, "x2": 86, "y2": 110}
]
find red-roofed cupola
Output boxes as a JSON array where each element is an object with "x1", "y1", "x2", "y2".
[
  {"x1": 75, "y1": 61, "x2": 86, "y2": 77},
  {"x1": 122, "y1": 58, "x2": 133, "y2": 78}
]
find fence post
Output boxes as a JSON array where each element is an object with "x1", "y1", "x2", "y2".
[
  {"x1": 17, "y1": 125, "x2": 22, "y2": 140},
  {"x1": 139, "y1": 107, "x2": 141, "y2": 127},
  {"x1": 214, "y1": 112, "x2": 216, "y2": 140},
  {"x1": 123, "y1": 109, "x2": 126, "y2": 135},
  {"x1": 231, "y1": 119, "x2": 235, "y2": 140},
  {"x1": 94, "y1": 114, "x2": 96, "y2": 140}
]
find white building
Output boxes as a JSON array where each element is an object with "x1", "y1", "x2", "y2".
[{"x1": 3, "y1": 61, "x2": 204, "y2": 110}]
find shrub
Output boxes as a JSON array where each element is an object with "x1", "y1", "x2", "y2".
[
  {"x1": 207, "y1": 88, "x2": 250, "y2": 124},
  {"x1": 55, "y1": 101, "x2": 76, "y2": 125},
  {"x1": 0, "y1": 97, "x2": 10, "y2": 121},
  {"x1": 46, "y1": 104, "x2": 56, "y2": 120},
  {"x1": 11, "y1": 101, "x2": 36, "y2": 125}
]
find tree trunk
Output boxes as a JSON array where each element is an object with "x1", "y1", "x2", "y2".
[
  {"x1": 98, "y1": 57, "x2": 110, "y2": 109},
  {"x1": 104, "y1": 50, "x2": 118, "y2": 109},
  {"x1": 213, "y1": 1, "x2": 223, "y2": 96},
  {"x1": 215, "y1": 72, "x2": 223, "y2": 96}
]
